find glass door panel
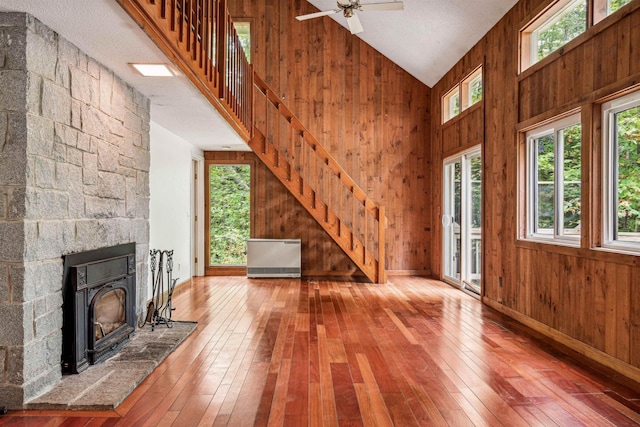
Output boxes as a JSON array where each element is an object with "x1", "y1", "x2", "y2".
[
  {"x1": 443, "y1": 148, "x2": 482, "y2": 295},
  {"x1": 443, "y1": 161, "x2": 461, "y2": 283}
]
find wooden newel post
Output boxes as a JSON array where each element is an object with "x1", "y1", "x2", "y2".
[{"x1": 377, "y1": 205, "x2": 386, "y2": 284}]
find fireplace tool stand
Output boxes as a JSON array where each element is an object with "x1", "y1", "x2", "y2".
[{"x1": 143, "y1": 249, "x2": 179, "y2": 330}]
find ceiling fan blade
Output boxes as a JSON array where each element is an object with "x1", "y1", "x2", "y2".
[
  {"x1": 346, "y1": 14, "x2": 364, "y2": 34},
  {"x1": 295, "y1": 9, "x2": 338, "y2": 21},
  {"x1": 359, "y1": 2, "x2": 404, "y2": 12}
]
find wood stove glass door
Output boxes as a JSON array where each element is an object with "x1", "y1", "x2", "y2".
[{"x1": 94, "y1": 287, "x2": 126, "y2": 343}]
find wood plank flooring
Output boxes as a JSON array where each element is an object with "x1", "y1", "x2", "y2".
[{"x1": 2, "y1": 276, "x2": 639, "y2": 426}]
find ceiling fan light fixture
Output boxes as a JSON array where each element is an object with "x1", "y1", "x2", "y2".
[{"x1": 295, "y1": 1, "x2": 404, "y2": 34}]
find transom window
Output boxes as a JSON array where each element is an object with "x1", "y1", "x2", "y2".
[
  {"x1": 442, "y1": 66, "x2": 483, "y2": 123},
  {"x1": 525, "y1": 113, "x2": 582, "y2": 244},
  {"x1": 521, "y1": 0, "x2": 586, "y2": 69},
  {"x1": 594, "y1": 0, "x2": 634, "y2": 23},
  {"x1": 602, "y1": 90, "x2": 640, "y2": 253},
  {"x1": 520, "y1": 0, "x2": 634, "y2": 71}
]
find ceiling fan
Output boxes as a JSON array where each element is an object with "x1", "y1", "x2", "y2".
[{"x1": 295, "y1": 1, "x2": 404, "y2": 35}]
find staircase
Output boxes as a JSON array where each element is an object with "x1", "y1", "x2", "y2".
[{"x1": 115, "y1": 0, "x2": 386, "y2": 283}]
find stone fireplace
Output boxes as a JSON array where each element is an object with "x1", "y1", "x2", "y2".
[
  {"x1": 62, "y1": 243, "x2": 137, "y2": 374},
  {"x1": 0, "y1": 13, "x2": 150, "y2": 408}
]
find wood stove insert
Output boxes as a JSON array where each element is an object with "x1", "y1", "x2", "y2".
[{"x1": 62, "y1": 243, "x2": 137, "y2": 374}]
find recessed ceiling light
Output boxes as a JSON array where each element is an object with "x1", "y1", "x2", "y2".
[
  {"x1": 130, "y1": 63, "x2": 174, "y2": 77},
  {"x1": 221, "y1": 145, "x2": 232, "y2": 150}
]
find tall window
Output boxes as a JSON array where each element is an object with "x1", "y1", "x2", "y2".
[
  {"x1": 602, "y1": 91, "x2": 640, "y2": 252},
  {"x1": 442, "y1": 66, "x2": 483, "y2": 123},
  {"x1": 526, "y1": 113, "x2": 582, "y2": 243},
  {"x1": 208, "y1": 164, "x2": 251, "y2": 265}
]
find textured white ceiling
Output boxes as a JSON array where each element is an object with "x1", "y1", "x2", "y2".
[
  {"x1": 306, "y1": 0, "x2": 518, "y2": 87},
  {"x1": 0, "y1": 0, "x2": 517, "y2": 149}
]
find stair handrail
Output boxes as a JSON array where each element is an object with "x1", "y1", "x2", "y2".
[{"x1": 253, "y1": 74, "x2": 386, "y2": 283}]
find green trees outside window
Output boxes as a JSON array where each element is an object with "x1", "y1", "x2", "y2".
[
  {"x1": 608, "y1": 0, "x2": 633, "y2": 14},
  {"x1": 209, "y1": 164, "x2": 251, "y2": 265},
  {"x1": 535, "y1": 0, "x2": 586, "y2": 62},
  {"x1": 613, "y1": 105, "x2": 640, "y2": 238}
]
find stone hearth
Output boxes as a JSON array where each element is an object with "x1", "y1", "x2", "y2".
[{"x1": 26, "y1": 321, "x2": 196, "y2": 410}]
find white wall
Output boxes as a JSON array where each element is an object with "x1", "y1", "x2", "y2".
[{"x1": 149, "y1": 121, "x2": 203, "y2": 299}]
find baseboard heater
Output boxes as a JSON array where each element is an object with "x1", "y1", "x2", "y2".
[{"x1": 247, "y1": 238, "x2": 301, "y2": 278}]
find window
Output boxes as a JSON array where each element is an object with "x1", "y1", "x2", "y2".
[
  {"x1": 526, "y1": 113, "x2": 582, "y2": 243},
  {"x1": 443, "y1": 87, "x2": 460, "y2": 122},
  {"x1": 233, "y1": 21, "x2": 251, "y2": 63},
  {"x1": 521, "y1": 0, "x2": 635, "y2": 70},
  {"x1": 442, "y1": 67, "x2": 483, "y2": 123},
  {"x1": 521, "y1": 0, "x2": 587, "y2": 69},
  {"x1": 594, "y1": 0, "x2": 634, "y2": 23},
  {"x1": 602, "y1": 91, "x2": 640, "y2": 252},
  {"x1": 208, "y1": 164, "x2": 251, "y2": 266}
]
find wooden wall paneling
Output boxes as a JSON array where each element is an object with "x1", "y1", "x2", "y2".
[
  {"x1": 580, "y1": 38, "x2": 595, "y2": 97},
  {"x1": 616, "y1": 15, "x2": 631, "y2": 81},
  {"x1": 593, "y1": 23, "x2": 619, "y2": 91},
  {"x1": 631, "y1": 267, "x2": 640, "y2": 367},
  {"x1": 228, "y1": 0, "x2": 431, "y2": 273},
  {"x1": 574, "y1": 256, "x2": 592, "y2": 347},
  {"x1": 631, "y1": 9, "x2": 640, "y2": 75},
  {"x1": 482, "y1": 11, "x2": 518, "y2": 308},
  {"x1": 607, "y1": 264, "x2": 638, "y2": 363},
  {"x1": 596, "y1": 265, "x2": 624, "y2": 357},
  {"x1": 587, "y1": 259, "x2": 606, "y2": 351},
  {"x1": 441, "y1": 122, "x2": 459, "y2": 155},
  {"x1": 431, "y1": 85, "x2": 443, "y2": 278},
  {"x1": 516, "y1": 249, "x2": 532, "y2": 316},
  {"x1": 529, "y1": 250, "x2": 550, "y2": 326},
  {"x1": 518, "y1": 77, "x2": 530, "y2": 123},
  {"x1": 557, "y1": 52, "x2": 578, "y2": 107}
]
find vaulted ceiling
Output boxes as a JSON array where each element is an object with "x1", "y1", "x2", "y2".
[
  {"x1": 0, "y1": 0, "x2": 518, "y2": 149},
  {"x1": 306, "y1": 0, "x2": 518, "y2": 87}
]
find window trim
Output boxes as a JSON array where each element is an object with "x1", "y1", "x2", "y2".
[
  {"x1": 601, "y1": 91, "x2": 640, "y2": 254},
  {"x1": 525, "y1": 113, "x2": 582, "y2": 246}
]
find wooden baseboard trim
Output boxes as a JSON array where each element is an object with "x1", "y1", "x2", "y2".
[
  {"x1": 303, "y1": 270, "x2": 363, "y2": 277},
  {"x1": 205, "y1": 266, "x2": 246, "y2": 276},
  {"x1": 483, "y1": 296, "x2": 640, "y2": 385},
  {"x1": 387, "y1": 270, "x2": 431, "y2": 276}
]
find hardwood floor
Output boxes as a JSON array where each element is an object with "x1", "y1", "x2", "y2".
[{"x1": 2, "y1": 276, "x2": 640, "y2": 426}]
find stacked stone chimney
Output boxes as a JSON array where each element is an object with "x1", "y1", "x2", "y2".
[{"x1": 0, "y1": 13, "x2": 150, "y2": 408}]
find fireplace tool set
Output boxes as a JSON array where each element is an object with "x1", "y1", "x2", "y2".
[{"x1": 142, "y1": 249, "x2": 178, "y2": 330}]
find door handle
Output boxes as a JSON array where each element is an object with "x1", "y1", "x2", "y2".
[{"x1": 442, "y1": 214, "x2": 451, "y2": 228}]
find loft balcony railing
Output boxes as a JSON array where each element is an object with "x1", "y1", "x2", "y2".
[
  {"x1": 116, "y1": 0, "x2": 252, "y2": 141},
  {"x1": 115, "y1": 0, "x2": 386, "y2": 283}
]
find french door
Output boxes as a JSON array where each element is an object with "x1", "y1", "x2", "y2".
[{"x1": 442, "y1": 147, "x2": 482, "y2": 295}]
